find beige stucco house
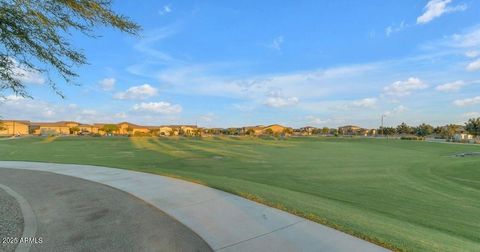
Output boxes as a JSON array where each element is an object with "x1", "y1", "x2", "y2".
[{"x1": 0, "y1": 120, "x2": 30, "y2": 136}]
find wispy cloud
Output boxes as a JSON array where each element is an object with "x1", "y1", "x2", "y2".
[
  {"x1": 114, "y1": 84, "x2": 158, "y2": 100},
  {"x1": 267, "y1": 36, "x2": 284, "y2": 51},
  {"x1": 466, "y1": 59, "x2": 480, "y2": 71},
  {"x1": 417, "y1": 0, "x2": 467, "y2": 25},
  {"x1": 159, "y1": 4, "x2": 172, "y2": 15},
  {"x1": 264, "y1": 94, "x2": 299, "y2": 108},
  {"x1": 385, "y1": 21, "x2": 407, "y2": 37},
  {"x1": 132, "y1": 101, "x2": 182, "y2": 114},
  {"x1": 98, "y1": 78, "x2": 116, "y2": 91},
  {"x1": 384, "y1": 105, "x2": 407, "y2": 116},
  {"x1": 465, "y1": 50, "x2": 480, "y2": 58},
  {"x1": 383, "y1": 77, "x2": 428, "y2": 97},
  {"x1": 9, "y1": 58, "x2": 45, "y2": 85},
  {"x1": 435, "y1": 80, "x2": 464, "y2": 92},
  {"x1": 453, "y1": 96, "x2": 480, "y2": 106}
]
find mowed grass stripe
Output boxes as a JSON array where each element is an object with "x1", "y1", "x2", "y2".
[{"x1": 0, "y1": 136, "x2": 478, "y2": 251}]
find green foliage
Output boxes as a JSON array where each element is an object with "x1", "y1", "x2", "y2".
[
  {"x1": 69, "y1": 126, "x2": 80, "y2": 134},
  {"x1": 440, "y1": 124, "x2": 459, "y2": 139},
  {"x1": 400, "y1": 136, "x2": 425, "y2": 140},
  {"x1": 282, "y1": 128, "x2": 293, "y2": 135},
  {"x1": 321, "y1": 127, "x2": 329, "y2": 135},
  {"x1": 0, "y1": 0, "x2": 140, "y2": 97},
  {"x1": 148, "y1": 128, "x2": 159, "y2": 136},
  {"x1": 465, "y1": 117, "x2": 480, "y2": 136},
  {"x1": 263, "y1": 128, "x2": 274, "y2": 135},
  {"x1": 415, "y1": 123, "x2": 433, "y2": 137},
  {"x1": 245, "y1": 129, "x2": 255, "y2": 136},
  {"x1": 379, "y1": 127, "x2": 395, "y2": 135},
  {"x1": 100, "y1": 124, "x2": 118, "y2": 134},
  {"x1": 396, "y1": 122, "x2": 413, "y2": 135}
]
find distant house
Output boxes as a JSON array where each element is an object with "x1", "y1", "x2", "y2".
[
  {"x1": 117, "y1": 122, "x2": 151, "y2": 135},
  {"x1": 158, "y1": 126, "x2": 174, "y2": 136},
  {"x1": 242, "y1": 125, "x2": 265, "y2": 135},
  {"x1": 30, "y1": 122, "x2": 73, "y2": 135},
  {"x1": 299, "y1": 126, "x2": 316, "y2": 135},
  {"x1": 338, "y1": 125, "x2": 362, "y2": 135},
  {"x1": 454, "y1": 133, "x2": 474, "y2": 142},
  {"x1": 78, "y1": 124, "x2": 98, "y2": 134},
  {"x1": 0, "y1": 120, "x2": 30, "y2": 136},
  {"x1": 453, "y1": 127, "x2": 474, "y2": 142}
]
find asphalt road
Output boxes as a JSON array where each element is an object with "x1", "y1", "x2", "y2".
[
  {"x1": 0, "y1": 185, "x2": 24, "y2": 252},
  {"x1": 0, "y1": 168, "x2": 212, "y2": 252}
]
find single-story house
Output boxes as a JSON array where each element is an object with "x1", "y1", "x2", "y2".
[
  {"x1": 0, "y1": 120, "x2": 30, "y2": 136},
  {"x1": 338, "y1": 125, "x2": 362, "y2": 135}
]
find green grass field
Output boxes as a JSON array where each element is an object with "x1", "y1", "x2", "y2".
[{"x1": 0, "y1": 136, "x2": 479, "y2": 251}]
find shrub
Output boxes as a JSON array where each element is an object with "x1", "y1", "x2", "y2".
[
  {"x1": 400, "y1": 136, "x2": 424, "y2": 141},
  {"x1": 92, "y1": 133, "x2": 102, "y2": 137}
]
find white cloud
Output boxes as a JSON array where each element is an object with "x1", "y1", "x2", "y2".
[
  {"x1": 268, "y1": 36, "x2": 284, "y2": 51},
  {"x1": 0, "y1": 96, "x2": 100, "y2": 122},
  {"x1": 417, "y1": 0, "x2": 467, "y2": 24},
  {"x1": 385, "y1": 21, "x2": 407, "y2": 37},
  {"x1": 2, "y1": 95, "x2": 25, "y2": 102},
  {"x1": 114, "y1": 112, "x2": 127, "y2": 119},
  {"x1": 132, "y1": 102, "x2": 182, "y2": 114},
  {"x1": 114, "y1": 84, "x2": 158, "y2": 100},
  {"x1": 465, "y1": 50, "x2": 480, "y2": 58},
  {"x1": 352, "y1": 98, "x2": 377, "y2": 108},
  {"x1": 264, "y1": 93, "x2": 299, "y2": 108},
  {"x1": 159, "y1": 5, "x2": 172, "y2": 15},
  {"x1": 200, "y1": 113, "x2": 216, "y2": 122},
  {"x1": 9, "y1": 58, "x2": 45, "y2": 85},
  {"x1": 305, "y1": 116, "x2": 346, "y2": 126},
  {"x1": 384, "y1": 105, "x2": 407, "y2": 116},
  {"x1": 466, "y1": 59, "x2": 480, "y2": 71},
  {"x1": 335, "y1": 98, "x2": 378, "y2": 110},
  {"x1": 453, "y1": 96, "x2": 480, "y2": 106},
  {"x1": 450, "y1": 27, "x2": 480, "y2": 48},
  {"x1": 463, "y1": 112, "x2": 480, "y2": 118},
  {"x1": 99, "y1": 78, "x2": 116, "y2": 91},
  {"x1": 435, "y1": 80, "x2": 464, "y2": 92},
  {"x1": 383, "y1": 77, "x2": 428, "y2": 97}
]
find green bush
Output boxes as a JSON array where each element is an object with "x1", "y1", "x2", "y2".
[{"x1": 400, "y1": 136, "x2": 424, "y2": 141}]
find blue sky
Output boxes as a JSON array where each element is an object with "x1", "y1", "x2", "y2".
[{"x1": 2, "y1": 0, "x2": 480, "y2": 128}]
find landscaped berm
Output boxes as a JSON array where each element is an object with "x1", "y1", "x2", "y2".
[{"x1": 1, "y1": 136, "x2": 479, "y2": 251}]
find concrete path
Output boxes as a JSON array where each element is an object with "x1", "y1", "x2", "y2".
[
  {"x1": 0, "y1": 168, "x2": 212, "y2": 252},
  {"x1": 0, "y1": 161, "x2": 389, "y2": 252}
]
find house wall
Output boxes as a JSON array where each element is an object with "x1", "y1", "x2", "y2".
[
  {"x1": 35, "y1": 126, "x2": 71, "y2": 135},
  {"x1": 159, "y1": 127, "x2": 173, "y2": 136},
  {"x1": 65, "y1": 123, "x2": 79, "y2": 128},
  {"x1": 263, "y1": 125, "x2": 287, "y2": 134},
  {"x1": 132, "y1": 128, "x2": 149, "y2": 134},
  {"x1": 0, "y1": 121, "x2": 30, "y2": 135}
]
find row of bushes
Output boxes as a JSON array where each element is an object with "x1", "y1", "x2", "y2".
[{"x1": 400, "y1": 136, "x2": 425, "y2": 141}]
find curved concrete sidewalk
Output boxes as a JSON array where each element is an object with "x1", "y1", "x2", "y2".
[{"x1": 0, "y1": 161, "x2": 389, "y2": 252}]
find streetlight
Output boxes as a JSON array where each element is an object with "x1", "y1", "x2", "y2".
[{"x1": 381, "y1": 114, "x2": 386, "y2": 137}]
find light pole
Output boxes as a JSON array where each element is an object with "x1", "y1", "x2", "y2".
[{"x1": 381, "y1": 114, "x2": 386, "y2": 137}]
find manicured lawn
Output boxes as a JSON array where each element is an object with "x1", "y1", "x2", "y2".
[{"x1": 1, "y1": 136, "x2": 479, "y2": 251}]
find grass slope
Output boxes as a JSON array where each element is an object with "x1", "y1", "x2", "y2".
[{"x1": 0, "y1": 136, "x2": 479, "y2": 251}]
